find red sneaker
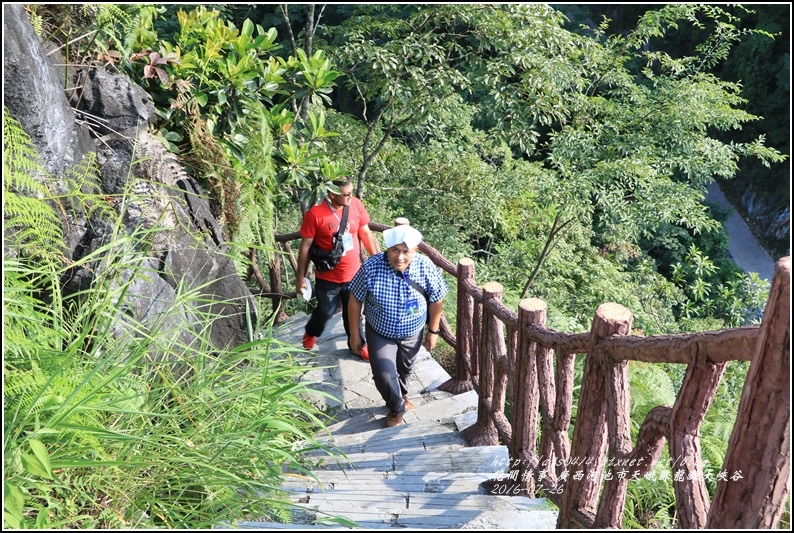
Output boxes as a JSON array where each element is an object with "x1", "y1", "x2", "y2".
[
  {"x1": 302, "y1": 333, "x2": 316, "y2": 350},
  {"x1": 360, "y1": 345, "x2": 370, "y2": 361}
]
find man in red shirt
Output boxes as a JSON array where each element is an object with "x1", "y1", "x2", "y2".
[{"x1": 296, "y1": 179, "x2": 379, "y2": 360}]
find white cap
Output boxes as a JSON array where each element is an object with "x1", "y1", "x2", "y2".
[{"x1": 383, "y1": 225, "x2": 423, "y2": 249}]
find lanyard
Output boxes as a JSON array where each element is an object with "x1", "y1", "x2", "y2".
[{"x1": 326, "y1": 199, "x2": 346, "y2": 234}]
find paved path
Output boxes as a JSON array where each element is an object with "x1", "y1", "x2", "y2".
[
  {"x1": 231, "y1": 312, "x2": 558, "y2": 529},
  {"x1": 706, "y1": 182, "x2": 775, "y2": 282}
]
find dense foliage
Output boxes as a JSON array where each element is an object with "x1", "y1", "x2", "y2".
[
  {"x1": 6, "y1": 3, "x2": 789, "y2": 529},
  {"x1": 3, "y1": 113, "x2": 337, "y2": 528}
]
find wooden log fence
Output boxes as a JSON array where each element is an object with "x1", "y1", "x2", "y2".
[{"x1": 271, "y1": 220, "x2": 790, "y2": 529}]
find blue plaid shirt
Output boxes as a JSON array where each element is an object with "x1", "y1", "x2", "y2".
[{"x1": 349, "y1": 252, "x2": 449, "y2": 339}]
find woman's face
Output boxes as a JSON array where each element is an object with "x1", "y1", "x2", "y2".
[{"x1": 386, "y1": 243, "x2": 417, "y2": 272}]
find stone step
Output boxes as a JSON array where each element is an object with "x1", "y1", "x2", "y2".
[
  {"x1": 323, "y1": 388, "x2": 479, "y2": 435},
  {"x1": 286, "y1": 491, "x2": 553, "y2": 513},
  {"x1": 236, "y1": 498, "x2": 559, "y2": 529},
  {"x1": 281, "y1": 470, "x2": 510, "y2": 494},
  {"x1": 304, "y1": 419, "x2": 467, "y2": 456},
  {"x1": 301, "y1": 444, "x2": 509, "y2": 474},
  {"x1": 221, "y1": 522, "x2": 328, "y2": 529}
]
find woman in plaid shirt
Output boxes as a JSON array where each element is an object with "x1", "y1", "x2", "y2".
[{"x1": 348, "y1": 225, "x2": 448, "y2": 427}]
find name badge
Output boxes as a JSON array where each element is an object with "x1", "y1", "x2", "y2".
[
  {"x1": 342, "y1": 231, "x2": 354, "y2": 253},
  {"x1": 405, "y1": 298, "x2": 419, "y2": 315}
]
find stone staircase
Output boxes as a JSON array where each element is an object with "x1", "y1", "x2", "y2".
[{"x1": 233, "y1": 312, "x2": 558, "y2": 529}]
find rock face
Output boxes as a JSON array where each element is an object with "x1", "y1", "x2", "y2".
[
  {"x1": 3, "y1": 4, "x2": 257, "y2": 356},
  {"x1": 2, "y1": 3, "x2": 94, "y2": 176},
  {"x1": 741, "y1": 187, "x2": 791, "y2": 249}
]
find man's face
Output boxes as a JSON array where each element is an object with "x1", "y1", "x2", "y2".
[
  {"x1": 329, "y1": 184, "x2": 353, "y2": 209},
  {"x1": 386, "y1": 243, "x2": 417, "y2": 272}
]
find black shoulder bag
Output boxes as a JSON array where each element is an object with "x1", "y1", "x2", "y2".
[{"x1": 309, "y1": 203, "x2": 349, "y2": 272}]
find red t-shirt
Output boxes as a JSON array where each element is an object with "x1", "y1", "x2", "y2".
[{"x1": 300, "y1": 198, "x2": 371, "y2": 283}]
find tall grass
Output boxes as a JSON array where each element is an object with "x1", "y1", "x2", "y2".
[
  {"x1": 3, "y1": 113, "x2": 338, "y2": 528},
  {"x1": 4, "y1": 222, "x2": 338, "y2": 527}
]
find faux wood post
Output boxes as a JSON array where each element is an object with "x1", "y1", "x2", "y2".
[
  {"x1": 512, "y1": 298, "x2": 546, "y2": 495},
  {"x1": 594, "y1": 305, "x2": 634, "y2": 528},
  {"x1": 665, "y1": 355, "x2": 727, "y2": 528},
  {"x1": 551, "y1": 351, "x2": 576, "y2": 479},
  {"x1": 558, "y1": 303, "x2": 630, "y2": 528},
  {"x1": 536, "y1": 340, "x2": 559, "y2": 485},
  {"x1": 440, "y1": 258, "x2": 475, "y2": 394},
  {"x1": 471, "y1": 296, "x2": 482, "y2": 389},
  {"x1": 462, "y1": 281, "x2": 502, "y2": 447},
  {"x1": 281, "y1": 240, "x2": 298, "y2": 274},
  {"x1": 493, "y1": 322, "x2": 512, "y2": 445},
  {"x1": 707, "y1": 256, "x2": 791, "y2": 529}
]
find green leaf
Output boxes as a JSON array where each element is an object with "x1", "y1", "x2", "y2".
[
  {"x1": 241, "y1": 19, "x2": 254, "y2": 38},
  {"x1": 230, "y1": 133, "x2": 249, "y2": 145},
  {"x1": 227, "y1": 143, "x2": 246, "y2": 164},
  {"x1": 162, "y1": 130, "x2": 183, "y2": 142},
  {"x1": 28, "y1": 439, "x2": 53, "y2": 478},
  {"x1": 3, "y1": 482, "x2": 25, "y2": 525},
  {"x1": 20, "y1": 454, "x2": 52, "y2": 479}
]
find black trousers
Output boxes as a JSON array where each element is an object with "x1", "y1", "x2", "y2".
[
  {"x1": 305, "y1": 278, "x2": 364, "y2": 348},
  {"x1": 365, "y1": 323, "x2": 423, "y2": 414}
]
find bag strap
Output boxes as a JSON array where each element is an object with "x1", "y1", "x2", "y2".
[
  {"x1": 321, "y1": 201, "x2": 350, "y2": 248},
  {"x1": 339, "y1": 204, "x2": 349, "y2": 234},
  {"x1": 408, "y1": 276, "x2": 432, "y2": 326},
  {"x1": 324, "y1": 201, "x2": 350, "y2": 233},
  {"x1": 408, "y1": 278, "x2": 428, "y2": 303}
]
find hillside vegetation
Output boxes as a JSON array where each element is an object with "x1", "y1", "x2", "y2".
[{"x1": 4, "y1": 4, "x2": 788, "y2": 529}]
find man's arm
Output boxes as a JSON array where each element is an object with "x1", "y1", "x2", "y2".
[
  {"x1": 423, "y1": 300, "x2": 444, "y2": 351},
  {"x1": 296, "y1": 236, "x2": 313, "y2": 294},
  {"x1": 359, "y1": 224, "x2": 379, "y2": 256}
]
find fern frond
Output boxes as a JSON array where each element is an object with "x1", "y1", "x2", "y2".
[
  {"x1": 63, "y1": 151, "x2": 117, "y2": 220},
  {"x1": 3, "y1": 361, "x2": 53, "y2": 433},
  {"x1": 4, "y1": 109, "x2": 48, "y2": 183},
  {"x1": 3, "y1": 111, "x2": 65, "y2": 261},
  {"x1": 227, "y1": 101, "x2": 278, "y2": 277},
  {"x1": 629, "y1": 361, "x2": 677, "y2": 436},
  {"x1": 121, "y1": 11, "x2": 145, "y2": 54},
  {"x1": 25, "y1": 5, "x2": 45, "y2": 36},
  {"x1": 94, "y1": 4, "x2": 132, "y2": 54},
  {"x1": 234, "y1": 191, "x2": 262, "y2": 246},
  {"x1": 239, "y1": 101, "x2": 276, "y2": 250},
  {"x1": 4, "y1": 192, "x2": 63, "y2": 238}
]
